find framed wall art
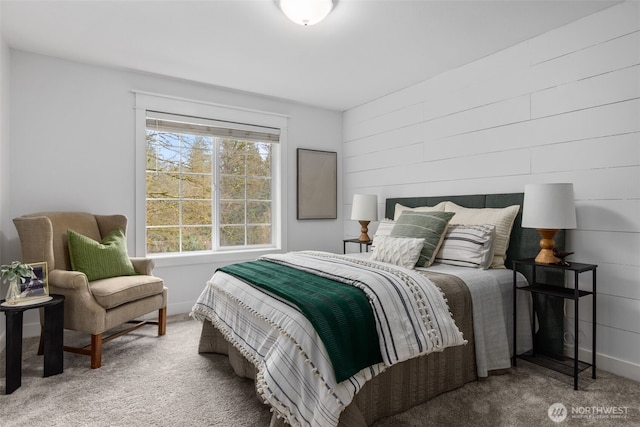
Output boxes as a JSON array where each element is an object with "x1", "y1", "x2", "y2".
[{"x1": 297, "y1": 148, "x2": 337, "y2": 220}]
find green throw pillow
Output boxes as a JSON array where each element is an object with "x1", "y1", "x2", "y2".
[
  {"x1": 390, "y1": 211, "x2": 455, "y2": 267},
  {"x1": 67, "y1": 228, "x2": 137, "y2": 281}
]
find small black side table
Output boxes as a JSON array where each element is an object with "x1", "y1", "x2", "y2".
[
  {"x1": 512, "y1": 259, "x2": 596, "y2": 390},
  {"x1": 343, "y1": 238, "x2": 372, "y2": 254},
  {"x1": 1, "y1": 294, "x2": 65, "y2": 394}
]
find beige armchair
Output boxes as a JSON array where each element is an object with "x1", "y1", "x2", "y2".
[{"x1": 13, "y1": 212, "x2": 167, "y2": 369}]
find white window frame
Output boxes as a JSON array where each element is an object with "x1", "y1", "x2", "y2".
[{"x1": 134, "y1": 91, "x2": 288, "y2": 267}]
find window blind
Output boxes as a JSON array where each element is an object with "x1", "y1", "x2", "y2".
[{"x1": 146, "y1": 111, "x2": 280, "y2": 142}]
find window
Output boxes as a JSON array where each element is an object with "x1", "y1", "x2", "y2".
[{"x1": 142, "y1": 109, "x2": 281, "y2": 255}]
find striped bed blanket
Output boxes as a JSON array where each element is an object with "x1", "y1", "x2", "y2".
[
  {"x1": 191, "y1": 251, "x2": 467, "y2": 427},
  {"x1": 218, "y1": 259, "x2": 383, "y2": 383}
]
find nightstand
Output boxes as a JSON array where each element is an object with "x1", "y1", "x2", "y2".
[
  {"x1": 343, "y1": 238, "x2": 372, "y2": 254},
  {"x1": 512, "y1": 259, "x2": 596, "y2": 390}
]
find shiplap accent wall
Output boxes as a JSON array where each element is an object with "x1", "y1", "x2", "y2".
[{"x1": 343, "y1": 1, "x2": 639, "y2": 381}]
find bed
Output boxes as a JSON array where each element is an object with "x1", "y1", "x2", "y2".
[{"x1": 191, "y1": 192, "x2": 563, "y2": 427}]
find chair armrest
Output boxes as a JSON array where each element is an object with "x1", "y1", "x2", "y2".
[
  {"x1": 130, "y1": 257, "x2": 155, "y2": 275},
  {"x1": 49, "y1": 269, "x2": 91, "y2": 291},
  {"x1": 48, "y1": 269, "x2": 108, "y2": 334}
]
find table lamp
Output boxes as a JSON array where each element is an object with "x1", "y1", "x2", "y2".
[
  {"x1": 522, "y1": 183, "x2": 577, "y2": 264},
  {"x1": 351, "y1": 194, "x2": 378, "y2": 242}
]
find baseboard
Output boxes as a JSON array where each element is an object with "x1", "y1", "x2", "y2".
[
  {"x1": 564, "y1": 344, "x2": 640, "y2": 383},
  {"x1": 0, "y1": 326, "x2": 40, "y2": 350},
  {"x1": 168, "y1": 300, "x2": 196, "y2": 317}
]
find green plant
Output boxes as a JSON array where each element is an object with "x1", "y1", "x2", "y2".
[{"x1": 0, "y1": 261, "x2": 33, "y2": 284}]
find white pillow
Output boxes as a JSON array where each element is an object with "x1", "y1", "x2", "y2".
[
  {"x1": 435, "y1": 224, "x2": 496, "y2": 269},
  {"x1": 393, "y1": 201, "x2": 446, "y2": 221},
  {"x1": 370, "y1": 235, "x2": 425, "y2": 269},
  {"x1": 444, "y1": 202, "x2": 520, "y2": 269},
  {"x1": 370, "y1": 219, "x2": 396, "y2": 252}
]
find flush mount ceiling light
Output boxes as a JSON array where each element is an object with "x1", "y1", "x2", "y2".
[{"x1": 277, "y1": 0, "x2": 335, "y2": 26}]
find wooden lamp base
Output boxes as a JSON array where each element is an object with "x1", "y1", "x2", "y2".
[
  {"x1": 358, "y1": 220, "x2": 371, "y2": 242},
  {"x1": 535, "y1": 228, "x2": 560, "y2": 264}
]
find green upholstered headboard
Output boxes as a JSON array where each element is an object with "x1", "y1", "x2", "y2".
[{"x1": 385, "y1": 193, "x2": 565, "y2": 269}]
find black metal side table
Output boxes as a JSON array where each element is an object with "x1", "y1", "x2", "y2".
[
  {"x1": 1, "y1": 294, "x2": 65, "y2": 394},
  {"x1": 512, "y1": 259, "x2": 596, "y2": 390},
  {"x1": 343, "y1": 238, "x2": 372, "y2": 254}
]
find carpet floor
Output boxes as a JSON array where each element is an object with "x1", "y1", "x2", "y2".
[{"x1": 0, "y1": 316, "x2": 638, "y2": 426}]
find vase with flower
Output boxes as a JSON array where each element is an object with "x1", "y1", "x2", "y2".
[{"x1": 1, "y1": 261, "x2": 34, "y2": 305}]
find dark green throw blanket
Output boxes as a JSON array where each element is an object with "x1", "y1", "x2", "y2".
[{"x1": 219, "y1": 260, "x2": 382, "y2": 383}]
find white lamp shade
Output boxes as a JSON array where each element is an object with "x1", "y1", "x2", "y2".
[
  {"x1": 522, "y1": 183, "x2": 577, "y2": 229},
  {"x1": 279, "y1": 0, "x2": 334, "y2": 26},
  {"x1": 351, "y1": 194, "x2": 378, "y2": 221}
]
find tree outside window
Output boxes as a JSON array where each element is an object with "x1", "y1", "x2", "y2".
[{"x1": 145, "y1": 119, "x2": 274, "y2": 254}]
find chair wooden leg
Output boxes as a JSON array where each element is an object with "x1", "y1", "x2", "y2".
[
  {"x1": 158, "y1": 307, "x2": 167, "y2": 336},
  {"x1": 90, "y1": 334, "x2": 102, "y2": 369}
]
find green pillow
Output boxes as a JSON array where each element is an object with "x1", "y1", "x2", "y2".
[
  {"x1": 390, "y1": 211, "x2": 455, "y2": 267},
  {"x1": 67, "y1": 228, "x2": 137, "y2": 281}
]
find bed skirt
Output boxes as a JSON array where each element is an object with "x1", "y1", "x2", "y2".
[{"x1": 197, "y1": 270, "x2": 477, "y2": 426}]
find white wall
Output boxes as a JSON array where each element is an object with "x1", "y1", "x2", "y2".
[
  {"x1": 3, "y1": 51, "x2": 342, "y2": 334},
  {"x1": 0, "y1": 2, "x2": 10, "y2": 340},
  {"x1": 343, "y1": 1, "x2": 640, "y2": 381}
]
